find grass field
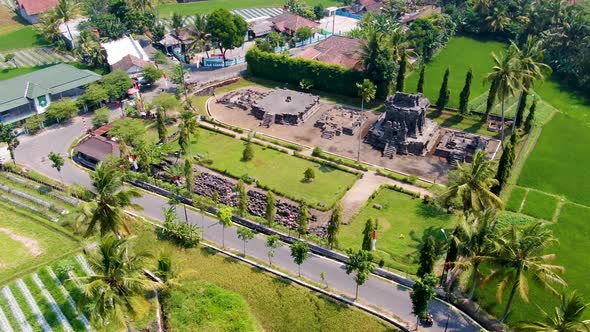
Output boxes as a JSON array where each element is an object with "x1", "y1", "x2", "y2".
[
  {"x1": 159, "y1": 0, "x2": 340, "y2": 16},
  {"x1": 520, "y1": 190, "x2": 559, "y2": 221},
  {"x1": 505, "y1": 186, "x2": 526, "y2": 212},
  {"x1": 184, "y1": 128, "x2": 358, "y2": 208},
  {"x1": 133, "y1": 224, "x2": 397, "y2": 332},
  {"x1": 165, "y1": 280, "x2": 259, "y2": 332},
  {"x1": 0, "y1": 27, "x2": 47, "y2": 51},
  {"x1": 338, "y1": 188, "x2": 456, "y2": 274},
  {"x1": 0, "y1": 201, "x2": 79, "y2": 283},
  {"x1": 405, "y1": 36, "x2": 506, "y2": 108},
  {"x1": 0, "y1": 6, "x2": 27, "y2": 35},
  {"x1": 426, "y1": 110, "x2": 499, "y2": 137}
]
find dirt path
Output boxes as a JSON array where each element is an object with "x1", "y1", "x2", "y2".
[
  {"x1": 0, "y1": 227, "x2": 43, "y2": 256},
  {"x1": 340, "y1": 171, "x2": 433, "y2": 224}
]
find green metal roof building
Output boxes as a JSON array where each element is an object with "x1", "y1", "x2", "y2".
[{"x1": 0, "y1": 63, "x2": 101, "y2": 124}]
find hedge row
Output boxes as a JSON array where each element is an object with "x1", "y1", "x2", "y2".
[
  {"x1": 254, "y1": 134, "x2": 304, "y2": 152},
  {"x1": 311, "y1": 147, "x2": 369, "y2": 171},
  {"x1": 376, "y1": 168, "x2": 430, "y2": 188},
  {"x1": 246, "y1": 46, "x2": 365, "y2": 97},
  {"x1": 293, "y1": 151, "x2": 362, "y2": 177},
  {"x1": 381, "y1": 184, "x2": 421, "y2": 198},
  {"x1": 199, "y1": 124, "x2": 238, "y2": 138},
  {"x1": 201, "y1": 116, "x2": 245, "y2": 134},
  {"x1": 239, "y1": 137, "x2": 290, "y2": 154}
]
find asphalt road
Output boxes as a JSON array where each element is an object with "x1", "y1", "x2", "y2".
[{"x1": 15, "y1": 115, "x2": 481, "y2": 332}]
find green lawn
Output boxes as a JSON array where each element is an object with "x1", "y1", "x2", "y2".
[
  {"x1": 0, "y1": 65, "x2": 46, "y2": 81},
  {"x1": 0, "y1": 201, "x2": 79, "y2": 283},
  {"x1": 426, "y1": 110, "x2": 498, "y2": 137},
  {"x1": 505, "y1": 186, "x2": 526, "y2": 213},
  {"x1": 159, "y1": 0, "x2": 340, "y2": 16},
  {"x1": 0, "y1": 27, "x2": 47, "y2": 51},
  {"x1": 405, "y1": 36, "x2": 506, "y2": 108},
  {"x1": 520, "y1": 190, "x2": 559, "y2": 221},
  {"x1": 133, "y1": 224, "x2": 397, "y2": 332},
  {"x1": 338, "y1": 188, "x2": 456, "y2": 274},
  {"x1": 165, "y1": 280, "x2": 259, "y2": 332},
  {"x1": 184, "y1": 128, "x2": 358, "y2": 209}
]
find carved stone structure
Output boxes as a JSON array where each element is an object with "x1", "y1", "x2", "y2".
[
  {"x1": 251, "y1": 89, "x2": 320, "y2": 127},
  {"x1": 367, "y1": 92, "x2": 439, "y2": 157},
  {"x1": 434, "y1": 129, "x2": 491, "y2": 164},
  {"x1": 314, "y1": 106, "x2": 367, "y2": 139}
]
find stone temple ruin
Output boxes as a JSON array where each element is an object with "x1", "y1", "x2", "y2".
[
  {"x1": 252, "y1": 89, "x2": 320, "y2": 127},
  {"x1": 367, "y1": 92, "x2": 492, "y2": 163},
  {"x1": 217, "y1": 89, "x2": 268, "y2": 111},
  {"x1": 314, "y1": 106, "x2": 367, "y2": 139}
]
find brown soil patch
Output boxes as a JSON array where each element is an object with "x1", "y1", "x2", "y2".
[
  {"x1": 0, "y1": 227, "x2": 43, "y2": 256},
  {"x1": 0, "y1": 7, "x2": 27, "y2": 35}
]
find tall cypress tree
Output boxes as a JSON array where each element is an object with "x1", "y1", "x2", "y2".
[
  {"x1": 492, "y1": 136, "x2": 516, "y2": 194},
  {"x1": 417, "y1": 236, "x2": 436, "y2": 278},
  {"x1": 523, "y1": 99, "x2": 536, "y2": 133},
  {"x1": 514, "y1": 91, "x2": 528, "y2": 128},
  {"x1": 459, "y1": 68, "x2": 473, "y2": 114},
  {"x1": 395, "y1": 50, "x2": 407, "y2": 92},
  {"x1": 361, "y1": 219, "x2": 375, "y2": 251},
  {"x1": 436, "y1": 68, "x2": 450, "y2": 111},
  {"x1": 265, "y1": 191, "x2": 276, "y2": 225},
  {"x1": 236, "y1": 179, "x2": 248, "y2": 217},
  {"x1": 417, "y1": 66, "x2": 425, "y2": 93},
  {"x1": 298, "y1": 202, "x2": 309, "y2": 236},
  {"x1": 327, "y1": 203, "x2": 342, "y2": 249},
  {"x1": 486, "y1": 78, "x2": 499, "y2": 114}
]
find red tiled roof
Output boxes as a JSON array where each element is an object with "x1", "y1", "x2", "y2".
[
  {"x1": 16, "y1": 0, "x2": 58, "y2": 15},
  {"x1": 271, "y1": 12, "x2": 318, "y2": 33},
  {"x1": 298, "y1": 36, "x2": 363, "y2": 70},
  {"x1": 73, "y1": 135, "x2": 120, "y2": 162},
  {"x1": 111, "y1": 54, "x2": 151, "y2": 72}
]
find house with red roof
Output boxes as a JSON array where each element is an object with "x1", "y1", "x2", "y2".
[
  {"x1": 15, "y1": 0, "x2": 58, "y2": 24},
  {"x1": 270, "y1": 12, "x2": 319, "y2": 36},
  {"x1": 297, "y1": 35, "x2": 364, "y2": 70}
]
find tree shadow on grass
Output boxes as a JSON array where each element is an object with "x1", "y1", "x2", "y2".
[
  {"x1": 200, "y1": 247, "x2": 219, "y2": 257},
  {"x1": 440, "y1": 114, "x2": 465, "y2": 129},
  {"x1": 415, "y1": 202, "x2": 452, "y2": 221},
  {"x1": 409, "y1": 226, "x2": 449, "y2": 254},
  {"x1": 318, "y1": 164, "x2": 337, "y2": 173}
]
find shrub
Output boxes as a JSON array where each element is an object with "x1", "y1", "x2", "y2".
[
  {"x1": 158, "y1": 219, "x2": 201, "y2": 248},
  {"x1": 92, "y1": 107, "x2": 111, "y2": 128},
  {"x1": 24, "y1": 115, "x2": 45, "y2": 135}
]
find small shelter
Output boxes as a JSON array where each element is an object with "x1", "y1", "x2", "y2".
[{"x1": 73, "y1": 135, "x2": 120, "y2": 169}]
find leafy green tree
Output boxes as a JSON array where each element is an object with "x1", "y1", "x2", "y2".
[
  {"x1": 436, "y1": 67, "x2": 451, "y2": 111},
  {"x1": 46, "y1": 98, "x2": 79, "y2": 123},
  {"x1": 361, "y1": 219, "x2": 375, "y2": 251},
  {"x1": 395, "y1": 50, "x2": 407, "y2": 92},
  {"x1": 236, "y1": 179, "x2": 248, "y2": 217},
  {"x1": 101, "y1": 70, "x2": 133, "y2": 100},
  {"x1": 417, "y1": 66, "x2": 425, "y2": 93},
  {"x1": 517, "y1": 291, "x2": 590, "y2": 331},
  {"x1": 265, "y1": 234, "x2": 281, "y2": 266},
  {"x1": 217, "y1": 206, "x2": 233, "y2": 248},
  {"x1": 169, "y1": 63, "x2": 188, "y2": 98},
  {"x1": 83, "y1": 83, "x2": 109, "y2": 108},
  {"x1": 48, "y1": 152, "x2": 64, "y2": 181},
  {"x1": 313, "y1": 4, "x2": 325, "y2": 20},
  {"x1": 459, "y1": 68, "x2": 473, "y2": 114},
  {"x1": 207, "y1": 9, "x2": 248, "y2": 59},
  {"x1": 0, "y1": 124, "x2": 19, "y2": 165},
  {"x1": 440, "y1": 149, "x2": 503, "y2": 214},
  {"x1": 296, "y1": 26, "x2": 313, "y2": 42},
  {"x1": 92, "y1": 107, "x2": 110, "y2": 129},
  {"x1": 487, "y1": 222, "x2": 566, "y2": 323},
  {"x1": 76, "y1": 30, "x2": 105, "y2": 68},
  {"x1": 2, "y1": 53, "x2": 15, "y2": 67},
  {"x1": 183, "y1": 157, "x2": 193, "y2": 192},
  {"x1": 361, "y1": 32, "x2": 396, "y2": 98},
  {"x1": 156, "y1": 109, "x2": 167, "y2": 142},
  {"x1": 178, "y1": 110, "x2": 198, "y2": 156},
  {"x1": 242, "y1": 142, "x2": 254, "y2": 161},
  {"x1": 78, "y1": 235, "x2": 162, "y2": 330},
  {"x1": 303, "y1": 167, "x2": 315, "y2": 182},
  {"x1": 153, "y1": 50, "x2": 168, "y2": 66},
  {"x1": 265, "y1": 191, "x2": 276, "y2": 225},
  {"x1": 356, "y1": 78, "x2": 376, "y2": 160},
  {"x1": 523, "y1": 99, "x2": 536, "y2": 134},
  {"x1": 84, "y1": 161, "x2": 142, "y2": 236},
  {"x1": 410, "y1": 274, "x2": 437, "y2": 320},
  {"x1": 417, "y1": 236, "x2": 436, "y2": 278},
  {"x1": 327, "y1": 203, "x2": 342, "y2": 249},
  {"x1": 237, "y1": 227, "x2": 255, "y2": 256},
  {"x1": 109, "y1": 118, "x2": 147, "y2": 147},
  {"x1": 345, "y1": 249, "x2": 375, "y2": 299},
  {"x1": 298, "y1": 202, "x2": 310, "y2": 236},
  {"x1": 492, "y1": 136, "x2": 515, "y2": 194},
  {"x1": 267, "y1": 31, "x2": 284, "y2": 48},
  {"x1": 151, "y1": 92, "x2": 181, "y2": 118},
  {"x1": 290, "y1": 240, "x2": 310, "y2": 276},
  {"x1": 142, "y1": 65, "x2": 163, "y2": 85}
]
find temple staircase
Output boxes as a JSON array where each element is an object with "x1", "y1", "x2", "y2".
[{"x1": 383, "y1": 143, "x2": 396, "y2": 159}]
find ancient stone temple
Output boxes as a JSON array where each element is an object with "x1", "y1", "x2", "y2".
[
  {"x1": 251, "y1": 89, "x2": 320, "y2": 127},
  {"x1": 367, "y1": 92, "x2": 440, "y2": 157}
]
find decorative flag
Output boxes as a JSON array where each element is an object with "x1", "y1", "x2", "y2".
[
  {"x1": 372, "y1": 229, "x2": 377, "y2": 251},
  {"x1": 130, "y1": 154, "x2": 138, "y2": 170}
]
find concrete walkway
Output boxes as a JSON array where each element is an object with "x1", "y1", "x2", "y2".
[{"x1": 14, "y1": 117, "x2": 481, "y2": 332}]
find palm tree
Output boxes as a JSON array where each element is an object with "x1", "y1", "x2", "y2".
[
  {"x1": 178, "y1": 110, "x2": 198, "y2": 156},
  {"x1": 188, "y1": 14, "x2": 211, "y2": 58},
  {"x1": 454, "y1": 209, "x2": 499, "y2": 300},
  {"x1": 440, "y1": 149, "x2": 503, "y2": 214},
  {"x1": 485, "y1": 222, "x2": 566, "y2": 323},
  {"x1": 513, "y1": 37, "x2": 551, "y2": 128},
  {"x1": 486, "y1": 6, "x2": 511, "y2": 32},
  {"x1": 53, "y1": 0, "x2": 81, "y2": 48},
  {"x1": 35, "y1": 11, "x2": 62, "y2": 46},
  {"x1": 517, "y1": 291, "x2": 590, "y2": 331},
  {"x1": 471, "y1": 0, "x2": 491, "y2": 16},
  {"x1": 77, "y1": 30, "x2": 106, "y2": 68},
  {"x1": 485, "y1": 45, "x2": 527, "y2": 143},
  {"x1": 171, "y1": 12, "x2": 185, "y2": 36},
  {"x1": 84, "y1": 161, "x2": 142, "y2": 236},
  {"x1": 78, "y1": 235, "x2": 163, "y2": 330}
]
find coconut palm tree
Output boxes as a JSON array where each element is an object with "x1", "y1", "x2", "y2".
[
  {"x1": 188, "y1": 14, "x2": 211, "y2": 58},
  {"x1": 485, "y1": 222, "x2": 566, "y2": 323},
  {"x1": 440, "y1": 149, "x2": 503, "y2": 214},
  {"x1": 84, "y1": 161, "x2": 142, "y2": 237},
  {"x1": 454, "y1": 209, "x2": 499, "y2": 300},
  {"x1": 35, "y1": 11, "x2": 62, "y2": 46},
  {"x1": 178, "y1": 110, "x2": 198, "y2": 156},
  {"x1": 513, "y1": 37, "x2": 552, "y2": 128},
  {"x1": 53, "y1": 0, "x2": 81, "y2": 48},
  {"x1": 77, "y1": 30, "x2": 106, "y2": 68},
  {"x1": 471, "y1": 0, "x2": 492, "y2": 16},
  {"x1": 171, "y1": 12, "x2": 185, "y2": 36},
  {"x1": 78, "y1": 235, "x2": 163, "y2": 330},
  {"x1": 517, "y1": 291, "x2": 590, "y2": 331},
  {"x1": 485, "y1": 45, "x2": 527, "y2": 143},
  {"x1": 486, "y1": 6, "x2": 511, "y2": 32}
]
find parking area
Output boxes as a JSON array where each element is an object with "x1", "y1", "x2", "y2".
[{"x1": 319, "y1": 15, "x2": 360, "y2": 35}]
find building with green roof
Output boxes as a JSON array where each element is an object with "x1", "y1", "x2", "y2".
[{"x1": 0, "y1": 63, "x2": 101, "y2": 124}]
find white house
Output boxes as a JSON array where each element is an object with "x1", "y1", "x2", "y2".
[{"x1": 101, "y1": 36, "x2": 151, "y2": 76}]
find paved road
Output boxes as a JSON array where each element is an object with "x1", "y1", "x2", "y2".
[{"x1": 15, "y1": 117, "x2": 481, "y2": 332}]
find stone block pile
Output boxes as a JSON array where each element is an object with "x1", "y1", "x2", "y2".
[{"x1": 194, "y1": 173, "x2": 237, "y2": 206}]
